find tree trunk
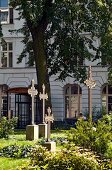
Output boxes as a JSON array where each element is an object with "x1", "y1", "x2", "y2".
[
  {"x1": 31, "y1": 27, "x2": 51, "y2": 123},
  {"x1": 26, "y1": 0, "x2": 53, "y2": 122}
]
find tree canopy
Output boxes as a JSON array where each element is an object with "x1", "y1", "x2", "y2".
[
  {"x1": 8, "y1": 0, "x2": 112, "y2": 120},
  {"x1": 9, "y1": 0, "x2": 112, "y2": 81}
]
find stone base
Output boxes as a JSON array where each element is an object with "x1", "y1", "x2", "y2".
[
  {"x1": 42, "y1": 141, "x2": 56, "y2": 152},
  {"x1": 38, "y1": 123, "x2": 47, "y2": 138},
  {"x1": 26, "y1": 125, "x2": 39, "y2": 140}
]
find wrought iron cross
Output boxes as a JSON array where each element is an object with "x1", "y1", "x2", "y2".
[
  {"x1": 45, "y1": 107, "x2": 54, "y2": 142},
  {"x1": 28, "y1": 79, "x2": 38, "y2": 125},
  {"x1": 39, "y1": 84, "x2": 48, "y2": 123}
]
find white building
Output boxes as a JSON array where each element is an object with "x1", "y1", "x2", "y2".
[{"x1": 0, "y1": 0, "x2": 111, "y2": 128}]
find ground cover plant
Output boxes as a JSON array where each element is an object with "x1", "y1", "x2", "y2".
[{"x1": 0, "y1": 129, "x2": 36, "y2": 170}]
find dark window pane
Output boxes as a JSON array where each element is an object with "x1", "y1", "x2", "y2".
[
  {"x1": 79, "y1": 87, "x2": 82, "y2": 94},
  {"x1": 108, "y1": 86, "x2": 112, "y2": 94},
  {"x1": 71, "y1": 85, "x2": 78, "y2": 94},
  {"x1": 9, "y1": 42, "x2": 13, "y2": 50},
  {"x1": 9, "y1": 52, "x2": 13, "y2": 67},
  {"x1": 9, "y1": 8, "x2": 13, "y2": 24}
]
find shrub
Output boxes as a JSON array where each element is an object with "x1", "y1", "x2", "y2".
[
  {"x1": 67, "y1": 114, "x2": 112, "y2": 156},
  {"x1": 0, "y1": 116, "x2": 18, "y2": 138},
  {"x1": 19, "y1": 146, "x2": 99, "y2": 170},
  {"x1": 104, "y1": 142, "x2": 112, "y2": 159}
]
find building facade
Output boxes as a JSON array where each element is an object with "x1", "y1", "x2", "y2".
[{"x1": 0, "y1": 0, "x2": 111, "y2": 128}]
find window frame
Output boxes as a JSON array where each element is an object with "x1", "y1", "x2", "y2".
[
  {"x1": 0, "y1": 9, "x2": 9, "y2": 24},
  {"x1": 1, "y1": 42, "x2": 13, "y2": 68},
  {"x1": 102, "y1": 84, "x2": 112, "y2": 113}
]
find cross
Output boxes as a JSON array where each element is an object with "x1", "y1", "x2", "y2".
[
  {"x1": 84, "y1": 66, "x2": 96, "y2": 120},
  {"x1": 28, "y1": 79, "x2": 38, "y2": 125},
  {"x1": 84, "y1": 66, "x2": 96, "y2": 89},
  {"x1": 39, "y1": 84, "x2": 48, "y2": 123},
  {"x1": 45, "y1": 107, "x2": 54, "y2": 142}
]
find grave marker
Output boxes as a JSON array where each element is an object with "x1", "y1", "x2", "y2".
[
  {"x1": 45, "y1": 107, "x2": 54, "y2": 142},
  {"x1": 28, "y1": 79, "x2": 38, "y2": 125},
  {"x1": 84, "y1": 66, "x2": 96, "y2": 120},
  {"x1": 39, "y1": 84, "x2": 48, "y2": 123}
]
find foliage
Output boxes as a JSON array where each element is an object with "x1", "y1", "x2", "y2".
[
  {"x1": 104, "y1": 142, "x2": 112, "y2": 159},
  {"x1": 0, "y1": 117, "x2": 18, "y2": 139},
  {"x1": 51, "y1": 120, "x2": 76, "y2": 130},
  {"x1": 20, "y1": 145, "x2": 99, "y2": 170},
  {"x1": 9, "y1": 0, "x2": 112, "y2": 82},
  {"x1": 0, "y1": 144, "x2": 34, "y2": 158},
  {"x1": 67, "y1": 114, "x2": 112, "y2": 157}
]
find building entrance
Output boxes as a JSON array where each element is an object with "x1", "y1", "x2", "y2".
[{"x1": 15, "y1": 94, "x2": 31, "y2": 128}]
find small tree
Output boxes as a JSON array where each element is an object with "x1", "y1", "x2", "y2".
[{"x1": 0, "y1": 116, "x2": 18, "y2": 139}]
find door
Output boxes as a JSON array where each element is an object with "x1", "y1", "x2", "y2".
[{"x1": 15, "y1": 94, "x2": 31, "y2": 128}]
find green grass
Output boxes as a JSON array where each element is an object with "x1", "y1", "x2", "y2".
[
  {"x1": 0, "y1": 130, "x2": 37, "y2": 170},
  {"x1": 0, "y1": 130, "x2": 37, "y2": 148},
  {"x1": 0, "y1": 157, "x2": 30, "y2": 170}
]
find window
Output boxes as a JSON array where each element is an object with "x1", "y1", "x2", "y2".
[
  {"x1": 0, "y1": 1, "x2": 13, "y2": 24},
  {"x1": 0, "y1": 9, "x2": 9, "y2": 24},
  {"x1": 0, "y1": 85, "x2": 8, "y2": 117},
  {"x1": 1, "y1": 41, "x2": 13, "y2": 67},
  {"x1": 0, "y1": 0, "x2": 8, "y2": 7},
  {"x1": 64, "y1": 84, "x2": 82, "y2": 118},
  {"x1": 102, "y1": 84, "x2": 112, "y2": 113}
]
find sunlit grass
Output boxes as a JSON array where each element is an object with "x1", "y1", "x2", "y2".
[
  {"x1": 51, "y1": 129, "x2": 68, "y2": 138},
  {"x1": 0, "y1": 130, "x2": 37, "y2": 148},
  {"x1": 0, "y1": 157, "x2": 30, "y2": 170}
]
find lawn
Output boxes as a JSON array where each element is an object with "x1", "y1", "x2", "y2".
[
  {"x1": 0, "y1": 157, "x2": 30, "y2": 170},
  {"x1": 0, "y1": 130, "x2": 35, "y2": 170}
]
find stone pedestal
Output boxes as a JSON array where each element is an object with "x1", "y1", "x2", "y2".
[
  {"x1": 26, "y1": 125, "x2": 39, "y2": 140},
  {"x1": 38, "y1": 123, "x2": 47, "y2": 138},
  {"x1": 42, "y1": 141, "x2": 56, "y2": 152}
]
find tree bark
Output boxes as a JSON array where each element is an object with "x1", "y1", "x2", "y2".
[
  {"x1": 26, "y1": 0, "x2": 53, "y2": 122},
  {"x1": 29, "y1": 26, "x2": 51, "y2": 122}
]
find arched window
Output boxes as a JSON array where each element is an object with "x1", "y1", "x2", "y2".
[
  {"x1": 64, "y1": 84, "x2": 82, "y2": 118},
  {"x1": 102, "y1": 84, "x2": 112, "y2": 113}
]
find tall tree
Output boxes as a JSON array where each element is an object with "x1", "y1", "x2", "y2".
[{"x1": 9, "y1": 0, "x2": 112, "y2": 120}]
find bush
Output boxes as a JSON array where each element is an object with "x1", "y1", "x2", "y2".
[
  {"x1": 0, "y1": 116, "x2": 18, "y2": 138},
  {"x1": 104, "y1": 142, "x2": 112, "y2": 159},
  {"x1": 67, "y1": 114, "x2": 112, "y2": 156},
  {"x1": 20, "y1": 146, "x2": 99, "y2": 170}
]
